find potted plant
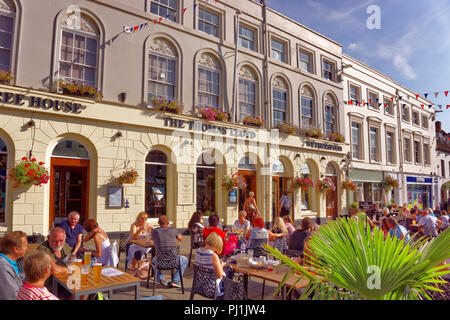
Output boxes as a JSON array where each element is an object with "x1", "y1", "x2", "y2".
[
  {"x1": 195, "y1": 106, "x2": 229, "y2": 121},
  {"x1": 58, "y1": 79, "x2": 103, "y2": 100},
  {"x1": 222, "y1": 173, "x2": 247, "y2": 190},
  {"x1": 383, "y1": 176, "x2": 399, "y2": 192},
  {"x1": 317, "y1": 177, "x2": 336, "y2": 193},
  {"x1": 275, "y1": 122, "x2": 299, "y2": 134},
  {"x1": 8, "y1": 157, "x2": 50, "y2": 189},
  {"x1": 0, "y1": 70, "x2": 13, "y2": 84},
  {"x1": 293, "y1": 176, "x2": 314, "y2": 190},
  {"x1": 243, "y1": 115, "x2": 263, "y2": 128},
  {"x1": 341, "y1": 180, "x2": 356, "y2": 191},
  {"x1": 349, "y1": 202, "x2": 359, "y2": 215},
  {"x1": 301, "y1": 128, "x2": 324, "y2": 139},
  {"x1": 150, "y1": 96, "x2": 183, "y2": 114},
  {"x1": 328, "y1": 132, "x2": 345, "y2": 143},
  {"x1": 116, "y1": 169, "x2": 139, "y2": 185}
]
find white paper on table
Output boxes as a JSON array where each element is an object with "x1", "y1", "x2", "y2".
[{"x1": 101, "y1": 267, "x2": 124, "y2": 277}]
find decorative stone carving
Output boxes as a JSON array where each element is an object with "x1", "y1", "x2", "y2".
[
  {"x1": 301, "y1": 86, "x2": 313, "y2": 98},
  {"x1": 61, "y1": 12, "x2": 99, "y2": 34},
  {"x1": 239, "y1": 66, "x2": 256, "y2": 80},
  {"x1": 0, "y1": 0, "x2": 14, "y2": 11},
  {"x1": 150, "y1": 38, "x2": 177, "y2": 57},
  {"x1": 325, "y1": 93, "x2": 336, "y2": 106},
  {"x1": 272, "y1": 77, "x2": 286, "y2": 90},
  {"x1": 199, "y1": 53, "x2": 219, "y2": 70}
]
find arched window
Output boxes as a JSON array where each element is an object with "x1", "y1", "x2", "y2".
[
  {"x1": 324, "y1": 93, "x2": 337, "y2": 137},
  {"x1": 238, "y1": 156, "x2": 256, "y2": 171},
  {"x1": 300, "y1": 86, "x2": 314, "y2": 129},
  {"x1": 59, "y1": 10, "x2": 100, "y2": 87},
  {"x1": 196, "y1": 151, "x2": 216, "y2": 213},
  {"x1": 0, "y1": 137, "x2": 7, "y2": 224},
  {"x1": 198, "y1": 53, "x2": 220, "y2": 108},
  {"x1": 145, "y1": 150, "x2": 168, "y2": 218},
  {"x1": 148, "y1": 38, "x2": 177, "y2": 102},
  {"x1": 272, "y1": 77, "x2": 288, "y2": 126},
  {"x1": 326, "y1": 162, "x2": 337, "y2": 176},
  {"x1": 52, "y1": 139, "x2": 89, "y2": 159},
  {"x1": 300, "y1": 162, "x2": 312, "y2": 210},
  {"x1": 239, "y1": 66, "x2": 257, "y2": 121},
  {"x1": 0, "y1": 0, "x2": 15, "y2": 72}
]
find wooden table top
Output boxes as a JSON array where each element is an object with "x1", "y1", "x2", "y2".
[
  {"x1": 127, "y1": 238, "x2": 154, "y2": 248},
  {"x1": 230, "y1": 264, "x2": 311, "y2": 290},
  {"x1": 54, "y1": 266, "x2": 140, "y2": 293}
]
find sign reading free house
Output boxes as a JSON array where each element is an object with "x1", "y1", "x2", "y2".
[{"x1": 0, "y1": 90, "x2": 87, "y2": 114}]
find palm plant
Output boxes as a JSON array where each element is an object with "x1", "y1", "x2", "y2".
[{"x1": 265, "y1": 218, "x2": 450, "y2": 300}]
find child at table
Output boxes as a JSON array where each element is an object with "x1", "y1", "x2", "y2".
[{"x1": 17, "y1": 251, "x2": 59, "y2": 300}]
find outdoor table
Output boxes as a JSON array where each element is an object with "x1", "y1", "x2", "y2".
[
  {"x1": 127, "y1": 238, "x2": 154, "y2": 248},
  {"x1": 230, "y1": 263, "x2": 311, "y2": 300},
  {"x1": 408, "y1": 224, "x2": 420, "y2": 233},
  {"x1": 52, "y1": 266, "x2": 141, "y2": 300}
]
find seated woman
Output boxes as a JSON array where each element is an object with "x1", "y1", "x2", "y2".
[
  {"x1": 282, "y1": 215, "x2": 296, "y2": 239},
  {"x1": 127, "y1": 212, "x2": 153, "y2": 274},
  {"x1": 202, "y1": 214, "x2": 226, "y2": 255},
  {"x1": 72, "y1": 219, "x2": 115, "y2": 266},
  {"x1": 270, "y1": 217, "x2": 288, "y2": 253},
  {"x1": 245, "y1": 217, "x2": 284, "y2": 257},
  {"x1": 194, "y1": 232, "x2": 226, "y2": 298},
  {"x1": 188, "y1": 211, "x2": 204, "y2": 249},
  {"x1": 233, "y1": 210, "x2": 251, "y2": 235}
]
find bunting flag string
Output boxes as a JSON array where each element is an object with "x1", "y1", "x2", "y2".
[{"x1": 123, "y1": 22, "x2": 148, "y2": 34}]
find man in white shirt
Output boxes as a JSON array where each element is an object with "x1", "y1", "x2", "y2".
[
  {"x1": 418, "y1": 210, "x2": 442, "y2": 238},
  {"x1": 279, "y1": 192, "x2": 291, "y2": 217}
]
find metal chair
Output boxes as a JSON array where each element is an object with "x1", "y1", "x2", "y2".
[
  {"x1": 188, "y1": 229, "x2": 204, "y2": 267},
  {"x1": 285, "y1": 249, "x2": 303, "y2": 259},
  {"x1": 249, "y1": 239, "x2": 268, "y2": 258},
  {"x1": 118, "y1": 232, "x2": 129, "y2": 271},
  {"x1": 223, "y1": 276, "x2": 247, "y2": 300},
  {"x1": 150, "y1": 246, "x2": 184, "y2": 295},
  {"x1": 273, "y1": 236, "x2": 288, "y2": 254},
  {"x1": 190, "y1": 264, "x2": 218, "y2": 300}
]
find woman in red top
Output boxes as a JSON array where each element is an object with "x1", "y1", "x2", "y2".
[{"x1": 202, "y1": 214, "x2": 226, "y2": 254}]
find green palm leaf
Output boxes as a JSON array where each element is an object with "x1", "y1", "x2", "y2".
[{"x1": 264, "y1": 218, "x2": 450, "y2": 300}]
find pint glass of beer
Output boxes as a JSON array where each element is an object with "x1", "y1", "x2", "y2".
[
  {"x1": 84, "y1": 251, "x2": 91, "y2": 267},
  {"x1": 81, "y1": 265, "x2": 90, "y2": 286},
  {"x1": 73, "y1": 259, "x2": 82, "y2": 269},
  {"x1": 93, "y1": 263, "x2": 102, "y2": 285}
]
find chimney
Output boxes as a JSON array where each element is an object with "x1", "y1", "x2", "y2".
[{"x1": 436, "y1": 121, "x2": 442, "y2": 133}]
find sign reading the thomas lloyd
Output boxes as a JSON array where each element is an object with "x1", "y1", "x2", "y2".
[
  {"x1": 178, "y1": 173, "x2": 194, "y2": 205},
  {"x1": 305, "y1": 140, "x2": 343, "y2": 152},
  {"x1": 0, "y1": 90, "x2": 87, "y2": 114},
  {"x1": 163, "y1": 116, "x2": 257, "y2": 139}
]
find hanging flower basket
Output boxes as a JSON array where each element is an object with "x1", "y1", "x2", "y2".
[
  {"x1": 341, "y1": 180, "x2": 357, "y2": 191},
  {"x1": 383, "y1": 176, "x2": 399, "y2": 192},
  {"x1": 328, "y1": 132, "x2": 345, "y2": 143},
  {"x1": 8, "y1": 157, "x2": 50, "y2": 189},
  {"x1": 116, "y1": 169, "x2": 139, "y2": 185},
  {"x1": 150, "y1": 96, "x2": 183, "y2": 114},
  {"x1": 243, "y1": 116, "x2": 263, "y2": 127},
  {"x1": 195, "y1": 106, "x2": 229, "y2": 122},
  {"x1": 222, "y1": 173, "x2": 247, "y2": 190},
  {"x1": 293, "y1": 176, "x2": 314, "y2": 190},
  {"x1": 317, "y1": 177, "x2": 336, "y2": 193},
  {"x1": 58, "y1": 79, "x2": 103, "y2": 100}
]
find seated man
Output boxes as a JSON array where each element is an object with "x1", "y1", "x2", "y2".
[
  {"x1": 60, "y1": 211, "x2": 85, "y2": 250},
  {"x1": 0, "y1": 231, "x2": 28, "y2": 299},
  {"x1": 16, "y1": 251, "x2": 58, "y2": 300},
  {"x1": 36, "y1": 227, "x2": 71, "y2": 297},
  {"x1": 151, "y1": 215, "x2": 188, "y2": 288}
]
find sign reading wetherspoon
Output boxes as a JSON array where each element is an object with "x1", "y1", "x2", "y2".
[
  {"x1": 0, "y1": 90, "x2": 87, "y2": 114},
  {"x1": 163, "y1": 116, "x2": 257, "y2": 139},
  {"x1": 305, "y1": 140, "x2": 343, "y2": 152}
]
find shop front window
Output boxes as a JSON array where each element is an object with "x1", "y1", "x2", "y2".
[
  {"x1": 407, "y1": 185, "x2": 431, "y2": 210},
  {"x1": 145, "y1": 150, "x2": 167, "y2": 218},
  {"x1": 196, "y1": 152, "x2": 215, "y2": 214},
  {"x1": 300, "y1": 163, "x2": 312, "y2": 210},
  {"x1": 0, "y1": 138, "x2": 7, "y2": 224}
]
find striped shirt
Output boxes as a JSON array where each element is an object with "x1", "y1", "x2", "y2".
[
  {"x1": 194, "y1": 248, "x2": 214, "y2": 269},
  {"x1": 16, "y1": 282, "x2": 59, "y2": 300}
]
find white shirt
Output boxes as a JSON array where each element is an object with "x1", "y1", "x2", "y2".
[{"x1": 280, "y1": 195, "x2": 291, "y2": 208}]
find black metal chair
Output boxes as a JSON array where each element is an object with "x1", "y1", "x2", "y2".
[
  {"x1": 249, "y1": 239, "x2": 268, "y2": 258},
  {"x1": 223, "y1": 276, "x2": 247, "y2": 300},
  {"x1": 150, "y1": 246, "x2": 184, "y2": 295},
  {"x1": 285, "y1": 248, "x2": 303, "y2": 259},
  {"x1": 118, "y1": 232, "x2": 129, "y2": 271},
  {"x1": 190, "y1": 264, "x2": 218, "y2": 300},
  {"x1": 273, "y1": 236, "x2": 288, "y2": 254},
  {"x1": 188, "y1": 230, "x2": 204, "y2": 267}
]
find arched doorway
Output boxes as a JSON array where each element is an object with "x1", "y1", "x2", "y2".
[
  {"x1": 325, "y1": 163, "x2": 338, "y2": 219},
  {"x1": 0, "y1": 138, "x2": 7, "y2": 224},
  {"x1": 300, "y1": 162, "x2": 313, "y2": 212},
  {"x1": 196, "y1": 151, "x2": 216, "y2": 214},
  {"x1": 238, "y1": 155, "x2": 257, "y2": 211},
  {"x1": 145, "y1": 150, "x2": 168, "y2": 218},
  {"x1": 50, "y1": 139, "x2": 90, "y2": 227},
  {"x1": 272, "y1": 158, "x2": 293, "y2": 222}
]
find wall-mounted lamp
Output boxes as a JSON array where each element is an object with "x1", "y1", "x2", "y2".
[
  {"x1": 114, "y1": 131, "x2": 123, "y2": 138},
  {"x1": 118, "y1": 92, "x2": 127, "y2": 104},
  {"x1": 294, "y1": 154, "x2": 301, "y2": 160},
  {"x1": 320, "y1": 156, "x2": 326, "y2": 162},
  {"x1": 25, "y1": 120, "x2": 35, "y2": 128}
]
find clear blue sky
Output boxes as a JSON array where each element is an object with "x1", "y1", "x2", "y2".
[{"x1": 266, "y1": 0, "x2": 450, "y2": 131}]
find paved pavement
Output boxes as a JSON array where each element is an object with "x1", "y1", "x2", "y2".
[{"x1": 110, "y1": 234, "x2": 290, "y2": 301}]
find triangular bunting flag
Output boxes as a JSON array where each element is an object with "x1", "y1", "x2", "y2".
[
  {"x1": 391, "y1": 97, "x2": 394, "y2": 101},
  {"x1": 438, "y1": 105, "x2": 442, "y2": 109},
  {"x1": 183, "y1": 8, "x2": 187, "y2": 14},
  {"x1": 376, "y1": 98, "x2": 379, "y2": 102},
  {"x1": 446, "y1": 91, "x2": 449, "y2": 97},
  {"x1": 348, "y1": 101, "x2": 353, "y2": 105},
  {"x1": 153, "y1": 19, "x2": 157, "y2": 24},
  {"x1": 421, "y1": 105, "x2": 424, "y2": 108},
  {"x1": 416, "y1": 94, "x2": 419, "y2": 99},
  {"x1": 434, "y1": 92, "x2": 439, "y2": 98},
  {"x1": 399, "y1": 96, "x2": 402, "y2": 100},
  {"x1": 369, "y1": 99, "x2": 372, "y2": 103},
  {"x1": 132, "y1": 25, "x2": 139, "y2": 33},
  {"x1": 424, "y1": 93, "x2": 428, "y2": 99},
  {"x1": 428, "y1": 105, "x2": 432, "y2": 109},
  {"x1": 355, "y1": 100, "x2": 359, "y2": 105},
  {"x1": 447, "y1": 105, "x2": 450, "y2": 109},
  {"x1": 159, "y1": 17, "x2": 163, "y2": 23}
]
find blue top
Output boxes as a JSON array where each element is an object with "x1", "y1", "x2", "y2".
[
  {"x1": 60, "y1": 220, "x2": 85, "y2": 248},
  {"x1": 0, "y1": 253, "x2": 19, "y2": 276},
  {"x1": 388, "y1": 225, "x2": 410, "y2": 242}
]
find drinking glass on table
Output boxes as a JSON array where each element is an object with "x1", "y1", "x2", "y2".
[
  {"x1": 81, "y1": 265, "x2": 90, "y2": 286},
  {"x1": 73, "y1": 259, "x2": 82, "y2": 270},
  {"x1": 247, "y1": 249, "x2": 254, "y2": 259},
  {"x1": 93, "y1": 263, "x2": 102, "y2": 285},
  {"x1": 84, "y1": 251, "x2": 91, "y2": 267}
]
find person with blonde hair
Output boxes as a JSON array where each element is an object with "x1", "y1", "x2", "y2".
[
  {"x1": 244, "y1": 191, "x2": 260, "y2": 225},
  {"x1": 127, "y1": 211, "x2": 153, "y2": 274},
  {"x1": 233, "y1": 210, "x2": 251, "y2": 235},
  {"x1": 194, "y1": 232, "x2": 226, "y2": 298},
  {"x1": 282, "y1": 215, "x2": 295, "y2": 237},
  {"x1": 271, "y1": 216, "x2": 288, "y2": 253},
  {"x1": 16, "y1": 251, "x2": 58, "y2": 300}
]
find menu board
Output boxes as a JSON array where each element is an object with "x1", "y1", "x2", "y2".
[
  {"x1": 359, "y1": 201, "x2": 373, "y2": 211},
  {"x1": 178, "y1": 173, "x2": 194, "y2": 205}
]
